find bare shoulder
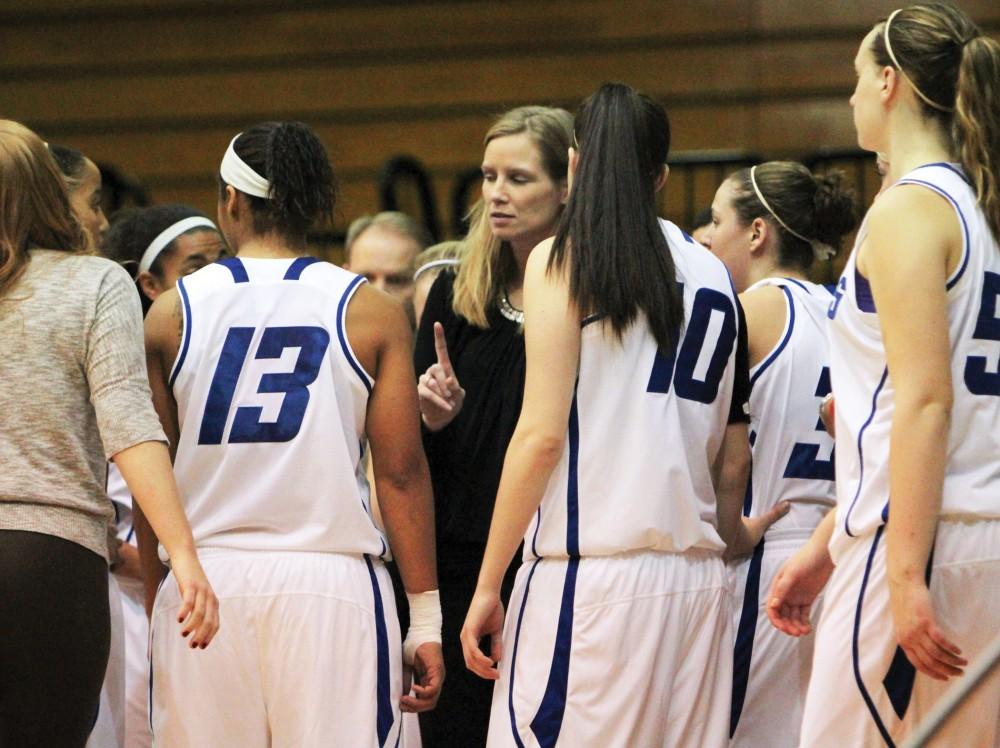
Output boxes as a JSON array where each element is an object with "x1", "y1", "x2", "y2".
[
  {"x1": 344, "y1": 283, "x2": 412, "y2": 375},
  {"x1": 145, "y1": 287, "x2": 182, "y2": 350},
  {"x1": 739, "y1": 284, "x2": 789, "y2": 367},
  {"x1": 862, "y1": 182, "x2": 960, "y2": 273}
]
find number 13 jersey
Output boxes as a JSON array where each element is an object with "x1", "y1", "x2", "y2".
[
  {"x1": 167, "y1": 256, "x2": 388, "y2": 559},
  {"x1": 524, "y1": 220, "x2": 748, "y2": 560}
]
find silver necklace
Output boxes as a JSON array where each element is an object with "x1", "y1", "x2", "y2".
[{"x1": 498, "y1": 289, "x2": 524, "y2": 325}]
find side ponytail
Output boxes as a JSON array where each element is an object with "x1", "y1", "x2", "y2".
[
  {"x1": 955, "y1": 34, "x2": 1000, "y2": 241},
  {"x1": 225, "y1": 121, "x2": 336, "y2": 239}
]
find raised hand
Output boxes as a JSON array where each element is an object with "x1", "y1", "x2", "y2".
[{"x1": 418, "y1": 322, "x2": 466, "y2": 432}]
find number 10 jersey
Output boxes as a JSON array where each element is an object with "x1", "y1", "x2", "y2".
[
  {"x1": 167, "y1": 256, "x2": 388, "y2": 560},
  {"x1": 524, "y1": 220, "x2": 747, "y2": 560}
]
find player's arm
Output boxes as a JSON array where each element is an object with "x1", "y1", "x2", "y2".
[
  {"x1": 461, "y1": 239, "x2": 581, "y2": 680},
  {"x1": 863, "y1": 185, "x2": 966, "y2": 680},
  {"x1": 133, "y1": 289, "x2": 180, "y2": 615},
  {"x1": 351, "y1": 285, "x2": 443, "y2": 712},
  {"x1": 717, "y1": 292, "x2": 788, "y2": 560}
]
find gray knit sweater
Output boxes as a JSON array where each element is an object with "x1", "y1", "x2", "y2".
[{"x1": 0, "y1": 250, "x2": 166, "y2": 560}]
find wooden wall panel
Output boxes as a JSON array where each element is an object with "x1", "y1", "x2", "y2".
[{"x1": 2, "y1": 0, "x2": 996, "y2": 238}]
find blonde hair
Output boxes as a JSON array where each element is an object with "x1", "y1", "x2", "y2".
[
  {"x1": 0, "y1": 120, "x2": 88, "y2": 298},
  {"x1": 414, "y1": 240, "x2": 464, "y2": 280},
  {"x1": 452, "y1": 106, "x2": 574, "y2": 327}
]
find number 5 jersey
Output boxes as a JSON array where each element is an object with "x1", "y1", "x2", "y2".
[
  {"x1": 165, "y1": 256, "x2": 388, "y2": 560},
  {"x1": 827, "y1": 162, "x2": 1000, "y2": 550}
]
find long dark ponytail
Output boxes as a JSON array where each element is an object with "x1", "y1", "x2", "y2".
[
  {"x1": 549, "y1": 82, "x2": 684, "y2": 353},
  {"x1": 222, "y1": 121, "x2": 336, "y2": 240}
]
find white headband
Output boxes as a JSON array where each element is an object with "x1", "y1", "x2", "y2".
[
  {"x1": 884, "y1": 9, "x2": 954, "y2": 113},
  {"x1": 138, "y1": 216, "x2": 218, "y2": 276},
  {"x1": 749, "y1": 165, "x2": 836, "y2": 262},
  {"x1": 413, "y1": 258, "x2": 460, "y2": 281},
  {"x1": 220, "y1": 134, "x2": 271, "y2": 198}
]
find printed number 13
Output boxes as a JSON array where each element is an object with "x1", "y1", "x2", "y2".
[{"x1": 198, "y1": 326, "x2": 330, "y2": 445}]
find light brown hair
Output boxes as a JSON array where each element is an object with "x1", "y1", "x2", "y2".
[
  {"x1": 871, "y1": 3, "x2": 1000, "y2": 240},
  {"x1": 0, "y1": 120, "x2": 88, "y2": 298}
]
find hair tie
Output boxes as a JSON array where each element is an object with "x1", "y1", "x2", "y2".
[
  {"x1": 749, "y1": 166, "x2": 834, "y2": 263},
  {"x1": 137, "y1": 216, "x2": 218, "y2": 277},
  {"x1": 884, "y1": 9, "x2": 955, "y2": 113},
  {"x1": 413, "y1": 258, "x2": 460, "y2": 282},
  {"x1": 220, "y1": 134, "x2": 271, "y2": 198}
]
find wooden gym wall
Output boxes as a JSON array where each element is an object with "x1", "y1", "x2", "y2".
[{"x1": 1, "y1": 0, "x2": 998, "y2": 249}]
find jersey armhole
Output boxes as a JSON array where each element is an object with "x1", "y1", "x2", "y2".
[
  {"x1": 748, "y1": 285, "x2": 794, "y2": 387},
  {"x1": 336, "y1": 275, "x2": 375, "y2": 395},
  {"x1": 893, "y1": 178, "x2": 971, "y2": 290},
  {"x1": 167, "y1": 277, "x2": 192, "y2": 389}
]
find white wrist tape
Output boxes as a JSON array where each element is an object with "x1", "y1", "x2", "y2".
[{"x1": 403, "y1": 590, "x2": 442, "y2": 665}]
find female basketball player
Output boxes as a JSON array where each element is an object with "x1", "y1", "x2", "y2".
[
  {"x1": 141, "y1": 121, "x2": 443, "y2": 746},
  {"x1": 703, "y1": 160, "x2": 857, "y2": 747},
  {"x1": 49, "y1": 143, "x2": 109, "y2": 248},
  {"x1": 0, "y1": 120, "x2": 217, "y2": 747},
  {"x1": 768, "y1": 5, "x2": 1000, "y2": 745},
  {"x1": 460, "y1": 83, "x2": 782, "y2": 747},
  {"x1": 414, "y1": 106, "x2": 572, "y2": 746}
]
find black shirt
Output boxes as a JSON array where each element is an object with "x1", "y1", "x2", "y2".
[{"x1": 414, "y1": 272, "x2": 525, "y2": 556}]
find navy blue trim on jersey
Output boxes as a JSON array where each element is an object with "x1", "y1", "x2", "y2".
[
  {"x1": 507, "y1": 558, "x2": 541, "y2": 748},
  {"x1": 126, "y1": 524, "x2": 135, "y2": 544},
  {"x1": 148, "y1": 623, "x2": 155, "y2": 735},
  {"x1": 682, "y1": 230, "x2": 697, "y2": 244},
  {"x1": 897, "y1": 178, "x2": 971, "y2": 291},
  {"x1": 218, "y1": 257, "x2": 250, "y2": 283},
  {"x1": 527, "y1": 393, "x2": 581, "y2": 747},
  {"x1": 336, "y1": 275, "x2": 374, "y2": 396},
  {"x1": 919, "y1": 162, "x2": 971, "y2": 186},
  {"x1": 168, "y1": 276, "x2": 193, "y2": 389},
  {"x1": 529, "y1": 558, "x2": 579, "y2": 748},
  {"x1": 530, "y1": 507, "x2": 541, "y2": 559},
  {"x1": 750, "y1": 286, "x2": 795, "y2": 388},
  {"x1": 566, "y1": 393, "x2": 580, "y2": 557},
  {"x1": 782, "y1": 277, "x2": 810, "y2": 294},
  {"x1": 743, "y1": 430, "x2": 757, "y2": 516},
  {"x1": 854, "y1": 266, "x2": 877, "y2": 313},
  {"x1": 844, "y1": 367, "x2": 889, "y2": 537},
  {"x1": 283, "y1": 256, "x2": 321, "y2": 280},
  {"x1": 883, "y1": 646, "x2": 917, "y2": 720},
  {"x1": 364, "y1": 555, "x2": 394, "y2": 748},
  {"x1": 581, "y1": 313, "x2": 604, "y2": 328},
  {"x1": 852, "y1": 526, "x2": 897, "y2": 747},
  {"x1": 730, "y1": 538, "x2": 765, "y2": 737}
]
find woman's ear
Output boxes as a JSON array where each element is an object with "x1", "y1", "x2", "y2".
[
  {"x1": 655, "y1": 164, "x2": 669, "y2": 193},
  {"x1": 749, "y1": 217, "x2": 770, "y2": 255},
  {"x1": 566, "y1": 147, "x2": 579, "y2": 196},
  {"x1": 137, "y1": 270, "x2": 163, "y2": 302}
]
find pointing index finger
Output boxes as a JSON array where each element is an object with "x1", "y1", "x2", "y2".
[{"x1": 433, "y1": 322, "x2": 453, "y2": 373}]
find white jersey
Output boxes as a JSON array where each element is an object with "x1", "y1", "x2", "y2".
[
  {"x1": 524, "y1": 220, "x2": 745, "y2": 559},
  {"x1": 828, "y1": 162, "x2": 1000, "y2": 545},
  {"x1": 745, "y1": 278, "x2": 836, "y2": 533},
  {"x1": 167, "y1": 256, "x2": 386, "y2": 560}
]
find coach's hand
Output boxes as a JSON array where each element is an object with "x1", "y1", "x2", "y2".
[
  {"x1": 890, "y1": 579, "x2": 966, "y2": 681},
  {"x1": 170, "y1": 550, "x2": 220, "y2": 649},
  {"x1": 418, "y1": 322, "x2": 465, "y2": 432},
  {"x1": 461, "y1": 589, "x2": 504, "y2": 680},
  {"x1": 401, "y1": 642, "x2": 445, "y2": 712},
  {"x1": 767, "y1": 538, "x2": 833, "y2": 637}
]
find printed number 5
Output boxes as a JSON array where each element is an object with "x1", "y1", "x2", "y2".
[
  {"x1": 964, "y1": 271, "x2": 1000, "y2": 396},
  {"x1": 198, "y1": 326, "x2": 331, "y2": 444}
]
